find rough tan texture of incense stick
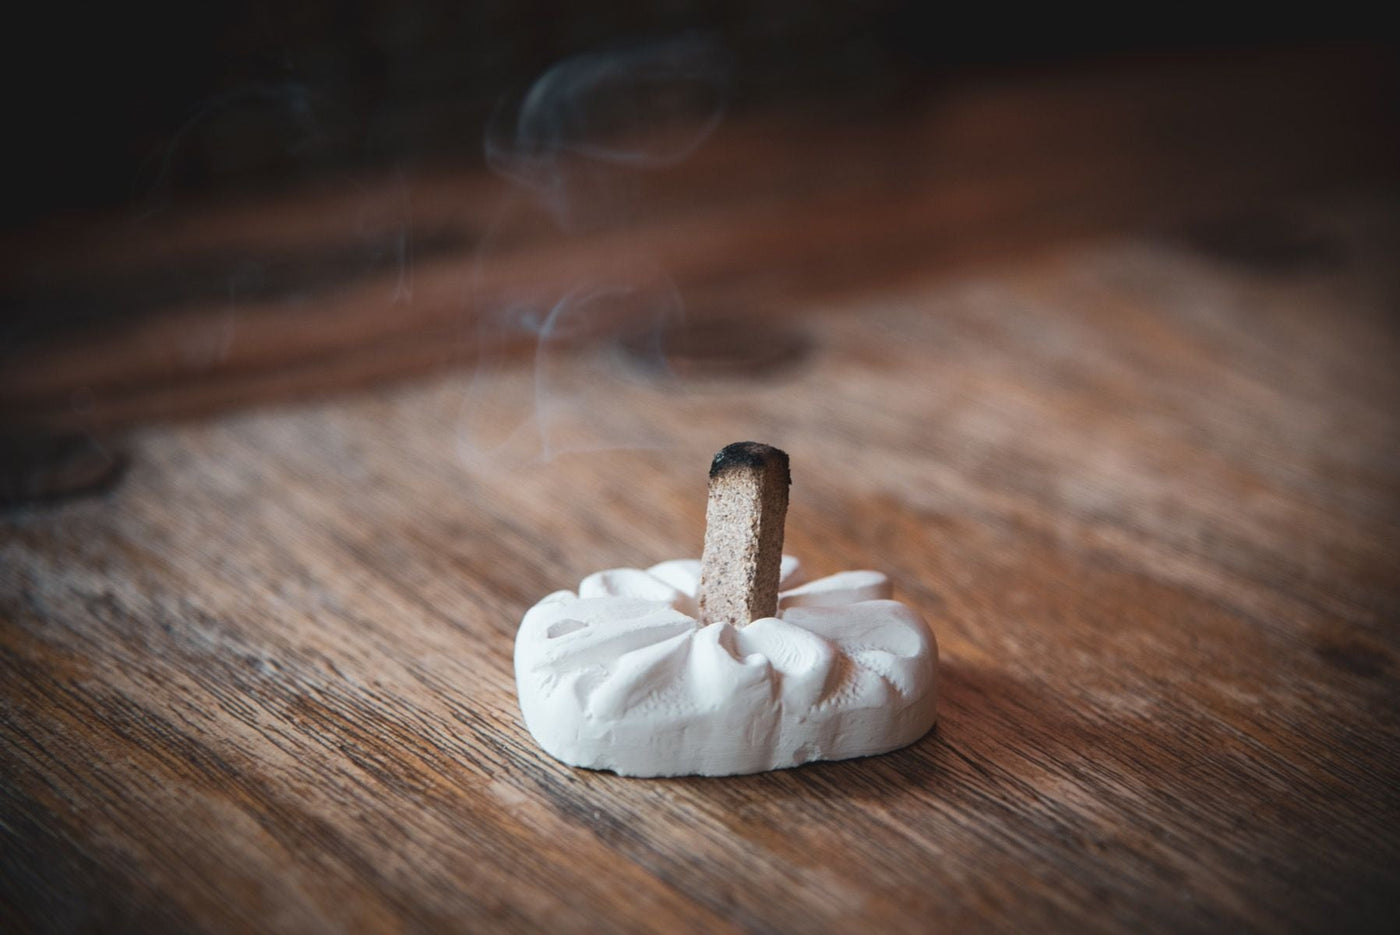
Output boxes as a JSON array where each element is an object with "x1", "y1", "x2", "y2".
[{"x1": 698, "y1": 442, "x2": 790, "y2": 627}]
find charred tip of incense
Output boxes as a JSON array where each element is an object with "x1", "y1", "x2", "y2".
[{"x1": 709, "y1": 442, "x2": 791, "y2": 485}]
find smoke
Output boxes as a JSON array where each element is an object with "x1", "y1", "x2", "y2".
[
  {"x1": 484, "y1": 33, "x2": 729, "y2": 228},
  {"x1": 134, "y1": 80, "x2": 323, "y2": 221},
  {"x1": 457, "y1": 35, "x2": 730, "y2": 466}
]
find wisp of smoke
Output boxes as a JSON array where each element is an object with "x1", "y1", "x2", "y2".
[
  {"x1": 458, "y1": 34, "x2": 730, "y2": 467},
  {"x1": 134, "y1": 81, "x2": 323, "y2": 221},
  {"x1": 484, "y1": 33, "x2": 730, "y2": 228}
]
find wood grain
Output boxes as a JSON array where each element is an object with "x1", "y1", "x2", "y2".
[
  {"x1": 2, "y1": 48, "x2": 1395, "y2": 431},
  {"x1": 4, "y1": 49, "x2": 1400, "y2": 934},
  {"x1": 4, "y1": 191, "x2": 1400, "y2": 932}
]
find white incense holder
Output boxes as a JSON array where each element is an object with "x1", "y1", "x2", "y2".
[{"x1": 514, "y1": 557, "x2": 938, "y2": 777}]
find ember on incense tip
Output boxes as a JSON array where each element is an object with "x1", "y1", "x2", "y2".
[{"x1": 698, "y1": 442, "x2": 790, "y2": 627}]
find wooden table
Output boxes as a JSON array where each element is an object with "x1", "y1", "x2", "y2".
[{"x1": 3, "y1": 50, "x2": 1399, "y2": 933}]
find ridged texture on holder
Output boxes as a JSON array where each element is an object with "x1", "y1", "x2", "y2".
[{"x1": 515, "y1": 557, "x2": 938, "y2": 777}]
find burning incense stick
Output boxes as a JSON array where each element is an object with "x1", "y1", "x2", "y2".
[
  {"x1": 516, "y1": 438, "x2": 939, "y2": 776},
  {"x1": 698, "y1": 442, "x2": 791, "y2": 627}
]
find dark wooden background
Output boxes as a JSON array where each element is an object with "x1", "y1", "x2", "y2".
[{"x1": 3, "y1": 43, "x2": 1400, "y2": 934}]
